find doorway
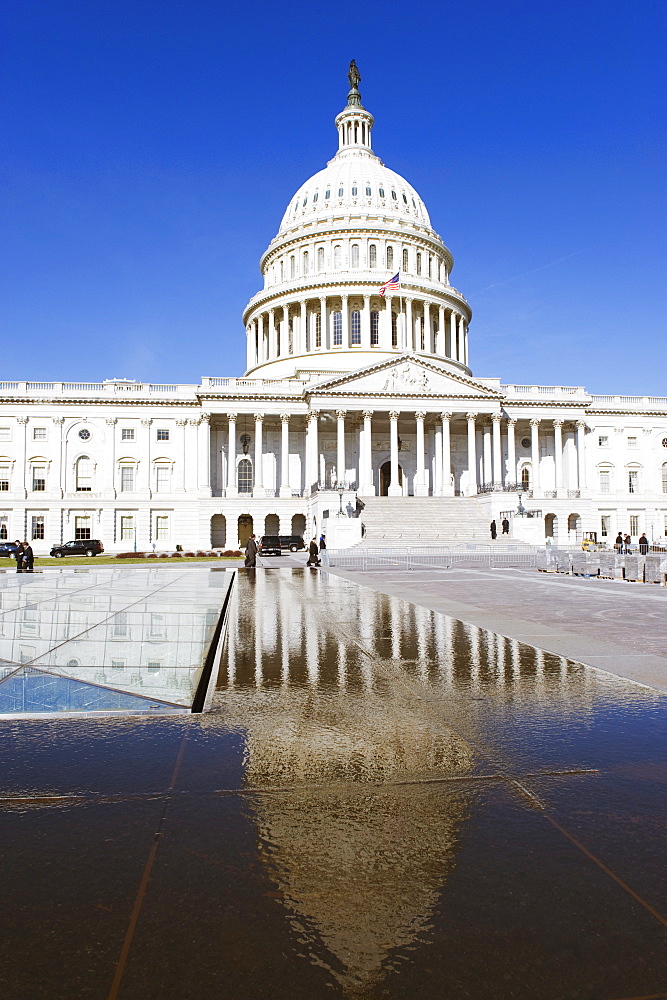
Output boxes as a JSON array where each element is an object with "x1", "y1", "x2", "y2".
[
  {"x1": 380, "y1": 461, "x2": 403, "y2": 496},
  {"x1": 237, "y1": 514, "x2": 253, "y2": 548}
]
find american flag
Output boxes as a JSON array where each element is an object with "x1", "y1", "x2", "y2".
[{"x1": 378, "y1": 272, "x2": 400, "y2": 296}]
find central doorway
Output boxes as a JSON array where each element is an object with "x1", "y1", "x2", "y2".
[
  {"x1": 380, "y1": 461, "x2": 403, "y2": 496},
  {"x1": 237, "y1": 514, "x2": 253, "y2": 548}
]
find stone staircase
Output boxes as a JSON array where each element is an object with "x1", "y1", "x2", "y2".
[{"x1": 354, "y1": 496, "x2": 504, "y2": 547}]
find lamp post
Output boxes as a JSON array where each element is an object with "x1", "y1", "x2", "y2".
[{"x1": 337, "y1": 484, "x2": 345, "y2": 517}]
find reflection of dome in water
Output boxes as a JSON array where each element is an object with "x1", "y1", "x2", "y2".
[{"x1": 203, "y1": 689, "x2": 472, "y2": 990}]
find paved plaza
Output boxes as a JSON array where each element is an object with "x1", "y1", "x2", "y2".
[{"x1": 1, "y1": 564, "x2": 666, "y2": 999}]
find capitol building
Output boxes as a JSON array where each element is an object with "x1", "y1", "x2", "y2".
[{"x1": 2, "y1": 67, "x2": 666, "y2": 553}]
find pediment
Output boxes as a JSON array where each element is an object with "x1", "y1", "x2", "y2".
[{"x1": 307, "y1": 356, "x2": 502, "y2": 399}]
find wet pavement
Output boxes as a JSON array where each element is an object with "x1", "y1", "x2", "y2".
[{"x1": 2, "y1": 567, "x2": 667, "y2": 999}]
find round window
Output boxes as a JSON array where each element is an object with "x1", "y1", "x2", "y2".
[
  {"x1": 521, "y1": 437, "x2": 531, "y2": 449},
  {"x1": 78, "y1": 429, "x2": 90, "y2": 441},
  {"x1": 662, "y1": 438, "x2": 667, "y2": 448}
]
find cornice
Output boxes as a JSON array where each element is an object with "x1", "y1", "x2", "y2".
[
  {"x1": 0, "y1": 396, "x2": 200, "y2": 408},
  {"x1": 262, "y1": 224, "x2": 451, "y2": 265}
]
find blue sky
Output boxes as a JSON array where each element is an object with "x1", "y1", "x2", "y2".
[{"x1": 2, "y1": 0, "x2": 665, "y2": 393}]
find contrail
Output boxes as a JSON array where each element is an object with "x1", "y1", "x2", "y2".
[{"x1": 471, "y1": 249, "x2": 588, "y2": 295}]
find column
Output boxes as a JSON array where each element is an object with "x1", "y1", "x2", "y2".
[
  {"x1": 51, "y1": 416, "x2": 65, "y2": 499},
  {"x1": 281, "y1": 307, "x2": 289, "y2": 356},
  {"x1": 176, "y1": 418, "x2": 188, "y2": 492},
  {"x1": 341, "y1": 294, "x2": 349, "y2": 348},
  {"x1": 336, "y1": 410, "x2": 347, "y2": 486},
  {"x1": 576, "y1": 421, "x2": 587, "y2": 491},
  {"x1": 450, "y1": 311, "x2": 458, "y2": 360},
  {"x1": 415, "y1": 411, "x2": 427, "y2": 495},
  {"x1": 197, "y1": 413, "x2": 211, "y2": 496},
  {"x1": 553, "y1": 419, "x2": 564, "y2": 495},
  {"x1": 279, "y1": 414, "x2": 291, "y2": 497},
  {"x1": 405, "y1": 298, "x2": 413, "y2": 351},
  {"x1": 438, "y1": 305, "x2": 445, "y2": 355},
  {"x1": 422, "y1": 302, "x2": 430, "y2": 352},
  {"x1": 246, "y1": 323, "x2": 254, "y2": 371},
  {"x1": 361, "y1": 294, "x2": 371, "y2": 349},
  {"x1": 383, "y1": 297, "x2": 393, "y2": 349},
  {"x1": 361, "y1": 410, "x2": 375, "y2": 495},
  {"x1": 389, "y1": 411, "x2": 402, "y2": 496},
  {"x1": 441, "y1": 412, "x2": 453, "y2": 495},
  {"x1": 434, "y1": 421, "x2": 443, "y2": 496},
  {"x1": 226, "y1": 413, "x2": 238, "y2": 496},
  {"x1": 306, "y1": 411, "x2": 319, "y2": 489},
  {"x1": 319, "y1": 296, "x2": 327, "y2": 350},
  {"x1": 187, "y1": 420, "x2": 199, "y2": 491},
  {"x1": 530, "y1": 418, "x2": 541, "y2": 493},
  {"x1": 492, "y1": 414, "x2": 502, "y2": 487},
  {"x1": 299, "y1": 300, "x2": 307, "y2": 355},
  {"x1": 141, "y1": 417, "x2": 152, "y2": 498},
  {"x1": 103, "y1": 418, "x2": 116, "y2": 498},
  {"x1": 269, "y1": 309, "x2": 277, "y2": 359},
  {"x1": 253, "y1": 414, "x2": 264, "y2": 496},
  {"x1": 483, "y1": 423, "x2": 492, "y2": 487},
  {"x1": 466, "y1": 413, "x2": 477, "y2": 496},
  {"x1": 357, "y1": 416, "x2": 365, "y2": 489},
  {"x1": 16, "y1": 417, "x2": 27, "y2": 498},
  {"x1": 507, "y1": 418, "x2": 516, "y2": 487}
]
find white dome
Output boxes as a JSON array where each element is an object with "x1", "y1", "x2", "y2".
[{"x1": 279, "y1": 150, "x2": 432, "y2": 234}]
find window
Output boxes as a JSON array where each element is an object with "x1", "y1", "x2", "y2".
[
  {"x1": 78, "y1": 428, "x2": 90, "y2": 441},
  {"x1": 350, "y1": 244, "x2": 359, "y2": 268},
  {"x1": 75, "y1": 516, "x2": 91, "y2": 540},
  {"x1": 601, "y1": 516, "x2": 611, "y2": 537},
  {"x1": 33, "y1": 427, "x2": 46, "y2": 441},
  {"x1": 302, "y1": 196, "x2": 307, "y2": 207},
  {"x1": 628, "y1": 470, "x2": 638, "y2": 493},
  {"x1": 333, "y1": 311, "x2": 342, "y2": 346},
  {"x1": 391, "y1": 312, "x2": 398, "y2": 348},
  {"x1": 598, "y1": 435, "x2": 609, "y2": 447},
  {"x1": 0, "y1": 428, "x2": 10, "y2": 441},
  {"x1": 416, "y1": 253, "x2": 422, "y2": 275},
  {"x1": 379, "y1": 186, "x2": 385, "y2": 197},
  {"x1": 155, "y1": 466, "x2": 170, "y2": 492},
  {"x1": 302, "y1": 251, "x2": 309, "y2": 273},
  {"x1": 334, "y1": 245, "x2": 342, "y2": 269},
  {"x1": 149, "y1": 613, "x2": 166, "y2": 639},
  {"x1": 0, "y1": 467, "x2": 9, "y2": 491},
  {"x1": 280, "y1": 260, "x2": 284, "y2": 281},
  {"x1": 0, "y1": 521, "x2": 7, "y2": 539},
  {"x1": 147, "y1": 661, "x2": 161, "y2": 672},
  {"x1": 325, "y1": 189, "x2": 330, "y2": 200},
  {"x1": 75, "y1": 456, "x2": 92, "y2": 492},
  {"x1": 365, "y1": 184, "x2": 371, "y2": 196},
  {"x1": 121, "y1": 428, "x2": 134, "y2": 441},
  {"x1": 420, "y1": 318, "x2": 425, "y2": 351},
  {"x1": 290, "y1": 256, "x2": 296, "y2": 278},
  {"x1": 32, "y1": 467, "x2": 46, "y2": 491},
  {"x1": 157, "y1": 429, "x2": 169, "y2": 441},
  {"x1": 428, "y1": 256, "x2": 432, "y2": 278},
  {"x1": 120, "y1": 516, "x2": 134, "y2": 541},
  {"x1": 31, "y1": 515, "x2": 44, "y2": 540},
  {"x1": 521, "y1": 467, "x2": 530, "y2": 488},
  {"x1": 386, "y1": 246, "x2": 393, "y2": 270},
  {"x1": 351, "y1": 185, "x2": 357, "y2": 196},
  {"x1": 370, "y1": 311, "x2": 379, "y2": 346},
  {"x1": 120, "y1": 467, "x2": 134, "y2": 492},
  {"x1": 156, "y1": 515, "x2": 169, "y2": 540},
  {"x1": 402, "y1": 193, "x2": 408, "y2": 204},
  {"x1": 402, "y1": 249, "x2": 409, "y2": 271},
  {"x1": 317, "y1": 247, "x2": 325, "y2": 271},
  {"x1": 237, "y1": 458, "x2": 253, "y2": 493},
  {"x1": 599, "y1": 470, "x2": 610, "y2": 493},
  {"x1": 315, "y1": 312, "x2": 321, "y2": 349},
  {"x1": 630, "y1": 515, "x2": 640, "y2": 536},
  {"x1": 391, "y1": 190, "x2": 397, "y2": 201},
  {"x1": 662, "y1": 464, "x2": 667, "y2": 493},
  {"x1": 351, "y1": 310, "x2": 361, "y2": 345},
  {"x1": 627, "y1": 436, "x2": 638, "y2": 449},
  {"x1": 111, "y1": 659, "x2": 125, "y2": 669},
  {"x1": 338, "y1": 186, "x2": 344, "y2": 197},
  {"x1": 369, "y1": 244, "x2": 377, "y2": 268},
  {"x1": 112, "y1": 613, "x2": 128, "y2": 638}
]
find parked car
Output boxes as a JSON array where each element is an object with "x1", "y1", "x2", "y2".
[
  {"x1": 279, "y1": 535, "x2": 305, "y2": 552},
  {"x1": 258, "y1": 535, "x2": 282, "y2": 556},
  {"x1": 50, "y1": 539, "x2": 104, "y2": 558},
  {"x1": 0, "y1": 541, "x2": 20, "y2": 557}
]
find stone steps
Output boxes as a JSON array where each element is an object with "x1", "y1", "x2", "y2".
[{"x1": 354, "y1": 496, "x2": 503, "y2": 546}]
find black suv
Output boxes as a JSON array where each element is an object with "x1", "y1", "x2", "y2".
[
  {"x1": 50, "y1": 539, "x2": 105, "y2": 558},
  {"x1": 279, "y1": 535, "x2": 305, "y2": 552},
  {"x1": 258, "y1": 536, "x2": 282, "y2": 557}
]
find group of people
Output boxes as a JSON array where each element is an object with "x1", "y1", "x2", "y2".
[
  {"x1": 243, "y1": 534, "x2": 325, "y2": 568},
  {"x1": 615, "y1": 532, "x2": 650, "y2": 554},
  {"x1": 13, "y1": 540, "x2": 34, "y2": 573},
  {"x1": 490, "y1": 519, "x2": 510, "y2": 540}
]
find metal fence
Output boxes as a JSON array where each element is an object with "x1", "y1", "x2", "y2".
[
  {"x1": 537, "y1": 547, "x2": 667, "y2": 584},
  {"x1": 325, "y1": 544, "x2": 538, "y2": 572}
]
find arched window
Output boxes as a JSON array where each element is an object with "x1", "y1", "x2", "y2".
[
  {"x1": 280, "y1": 260, "x2": 284, "y2": 281},
  {"x1": 334, "y1": 245, "x2": 342, "y2": 269},
  {"x1": 325, "y1": 189, "x2": 330, "y2": 200},
  {"x1": 351, "y1": 310, "x2": 361, "y2": 345},
  {"x1": 428, "y1": 256, "x2": 432, "y2": 278},
  {"x1": 338, "y1": 185, "x2": 344, "y2": 197},
  {"x1": 290, "y1": 255, "x2": 296, "y2": 278},
  {"x1": 391, "y1": 312, "x2": 398, "y2": 347},
  {"x1": 302, "y1": 196, "x2": 307, "y2": 207},
  {"x1": 663, "y1": 463, "x2": 667, "y2": 493},
  {"x1": 237, "y1": 459, "x2": 253, "y2": 494},
  {"x1": 402, "y1": 249, "x2": 409, "y2": 272},
  {"x1": 317, "y1": 246, "x2": 325, "y2": 271},
  {"x1": 315, "y1": 311, "x2": 322, "y2": 348},
  {"x1": 0, "y1": 522, "x2": 7, "y2": 540},
  {"x1": 333, "y1": 311, "x2": 342, "y2": 346},
  {"x1": 313, "y1": 191, "x2": 318, "y2": 202},
  {"x1": 369, "y1": 244, "x2": 377, "y2": 268},
  {"x1": 416, "y1": 253, "x2": 422, "y2": 275},
  {"x1": 420, "y1": 317, "x2": 425, "y2": 351},
  {"x1": 370, "y1": 311, "x2": 379, "y2": 345},
  {"x1": 599, "y1": 469, "x2": 611, "y2": 493},
  {"x1": 351, "y1": 244, "x2": 359, "y2": 268},
  {"x1": 379, "y1": 186, "x2": 385, "y2": 198},
  {"x1": 302, "y1": 251, "x2": 309, "y2": 274},
  {"x1": 402, "y1": 193, "x2": 408, "y2": 204},
  {"x1": 521, "y1": 467, "x2": 530, "y2": 489},
  {"x1": 365, "y1": 184, "x2": 371, "y2": 196},
  {"x1": 351, "y1": 184, "x2": 358, "y2": 197},
  {"x1": 386, "y1": 246, "x2": 394, "y2": 270},
  {"x1": 628, "y1": 469, "x2": 639, "y2": 493},
  {"x1": 391, "y1": 190, "x2": 397, "y2": 201},
  {"x1": 76, "y1": 456, "x2": 92, "y2": 492}
]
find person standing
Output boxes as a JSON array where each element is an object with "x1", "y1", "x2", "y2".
[
  {"x1": 501, "y1": 518, "x2": 510, "y2": 535},
  {"x1": 21, "y1": 541, "x2": 34, "y2": 573},
  {"x1": 14, "y1": 540, "x2": 24, "y2": 573},
  {"x1": 624, "y1": 534, "x2": 631, "y2": 554},
  {"x1": 490, "y1": 519, "x2": 497, "y2": 540},
  {"x1": 614, "y1": 532, "x2": 623, "y2": 553},
  {"x1": 638, "y1": 533, "x2": 649, "y2": 554},
  {"x1": 319, "y1": 534, "x2": 326, "y2": 550},
  {"x1": 244, "y1": 533, "x2": 257, "y2": 568},
  {"x1": 307, "y1": 538, "x2": 320, "y2": 567}
]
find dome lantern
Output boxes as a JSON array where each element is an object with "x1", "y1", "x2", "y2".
[{"x1": 335, "y1": 60, "x2": 374, "y2": 152}]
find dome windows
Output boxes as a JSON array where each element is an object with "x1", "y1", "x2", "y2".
[
  {"x1": 302, "y1": 196, "x2": 308, "y2": 207},
  {"x1": 365, "y1": 184, "x2": 371, "y2": 196},
  {"x1": 351, "y1": 310, "x2": 361, "y2": 345},
  {"x1": 402, "y1": 193, "x2": 408, "y2": 205},
  {"x1": 391, "y1": 190, "x2": 397, "y2": 201},
  {"x1": 416, "y1": 253, "x2": 422, "y2": 276},
  {"x1": 334, "y1": 245, "x2": 342, "y2": 269},
  {"x1": 302, "y1": 251, "x2": 309, "y2": 274},
  {"x1": 290, "y1": 255, "x2": 296, "y2": 278},
  {"x1": 369, "y1": 244, "x2": 377, "y2": 268},
  {"x1": 338, "y1": 185, "x2": 344, "y2": 197},
  {"x1": 386, "y1": 246, "x2": 394, "y2": 270},
  {"x1": 351, "y1": 184, "x2": 358, "y2": 197},
  {"x1": 317, "y1": 246, "x2": 325, "y2": 271},
  {"x1": 351, "y1": 244, "x2": 359, "y2": 268},
  {"x1": 333, "y1": 311, "x2": 342, "y2": 346},
  {"x1": 313, "y1": 192, "x2": 318, "y2": 202},
  {"x1": 325, "y1": 189, "x2": 330, "y2": 200},
  {"x1": 370, "y1": 311, "x2": 379, "y2": 345},
  {"x1": 379, "y1": 186, "x2": 385, "y2": 197},
  {"x1": 402, "y1": 248, "x2": 409, "y2": 271}
]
